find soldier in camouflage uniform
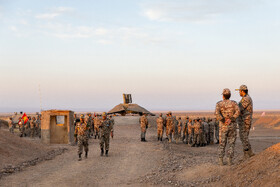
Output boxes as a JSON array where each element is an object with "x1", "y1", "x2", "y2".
[
  {"x1": 18, "y1": 117, "x2": 25, "y2": 137},
  {"x1": 182, "y1": 117, "x2": 189, "y2": 144},
  {"x1": 187, "y1": 119, "x2": 194, "y2": 145},
  {"x1": 156, "y1": 113, "x2": 164, "y2": 141},
  {"x1": 199, "y1": 118, "x2": 206, "y2": 146},
  {"x1": 74, "y1": 115, "x2": 89, "y2": 161},
  {"x1": 203, "y1": 118, "x2": 210, "y2": 145},
  {"x1": 208, "y1": 118, "x2": 215, "y2": 145},
  {"x1": 192, "y1": 118, "x2": 201, "y2": 147},
  {"x1": 166, "y1": 111, "x2": 175, "y2": 143},
  {"x1": 25, "y1": 117, "x2": 31, "y2": 137},
  {"x1": 94, "y1": 114, "x2": 101, "y2": 139},
  {"x1": 85, "y1": 113, "x2": 93, "y2": 138},
  {"x1": 8, "y1": 117, "x2": 14, "y2": 134},
  {"x1": 215, "y1": 88, "x2": 240, "y2": 166},
  {"x1": 237, "y1": 85, "x2": 254, "y2": 159},
  {"x1": 30, "y1": 117, "x2": 36, "y2": 138},
  {"x1": 140, "y1": 113, "x2": 149, "y2": 142},
  {"x1": 36, "y1": 116, "x2": 41, "y2": 138},
  {"x1": 99, "y1": 112, "x2": 114, "y2": 156},
  {"x1": 176, "y1": 117, "x2": 182, "y2": 143}
]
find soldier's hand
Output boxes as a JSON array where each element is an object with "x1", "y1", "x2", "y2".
[{"x1": 111, "y1": 131, "x2": 114, "y2": 139}]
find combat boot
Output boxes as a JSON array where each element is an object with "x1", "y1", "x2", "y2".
[
  {"x1": 248, "y1": 149, "x2": 255, "y2": 157},
  {"x1": 85, "y1": 151, "x2": 88, "y2": 159},
  {"x1": 101, "y1": 148, "x2": 104, "y2": 156},
  {"x1": 105, "y1": 150, "x2": 109, "y2": 157},
  {"x1": 158, "y1": 137, "x2": 160, "y2": 141},
  {"x1": 160, "y1": 137, "x2": 163, "y2": 141},
  {"x1": 218, "y1": 157, "x2": 224, "y2": 166},
  {"x1": 227, "y1": 157, "x2": 233, "y2": 166},
  {"x1": 216, "y1": 140, "x2": 219, "y2": 144},
  {"x1": 143, "y1": 138, "x2": 147, "y2": 142},
  {"x1": 78, "y1": 154, "x2": 82, "y2": 161},
  {"x1": 95, "y1": 135, "x2": 97, "y2": 139}
]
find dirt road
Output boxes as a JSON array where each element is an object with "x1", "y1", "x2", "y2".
[{"x1": 1, "y1": 124, "x2": 279, "y2": 187}]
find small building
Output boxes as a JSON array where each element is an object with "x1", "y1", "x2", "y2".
[{"x1": 41, "y1": 110, "x2": 74, "y2": 145}]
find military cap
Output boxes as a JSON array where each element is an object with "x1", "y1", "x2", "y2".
[
  {"x1": 80, "y1": 114, "x2": 85, "y2": 119},
  {"x1": 167, "y1": 111, "x2": 172, "y2": 115},
  {"x1": 236, "y1": 85, "x2": 248, "y2": 91},
  {"x1": 102, "y1": 112, "x2": 107, "y2": 116},
  {"x1": 222, "y1": 88, "x2": 231, "y2": 95}
]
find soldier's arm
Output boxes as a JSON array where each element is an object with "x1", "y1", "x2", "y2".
[
  {"x1": 215, "y1": 102, "x2": 224, "y2": 122},
  {"x1": 239, "y1": 97, "x2": 250, "y2": 111},
  {"x1": 233, "y1": 102, "x2": 241, "y2": 120}
]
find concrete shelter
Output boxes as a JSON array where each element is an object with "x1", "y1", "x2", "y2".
[{"x1": 41, "y1": 110, "x2": 74, "y2": 144}]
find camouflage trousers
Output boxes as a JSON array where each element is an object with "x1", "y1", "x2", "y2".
[
  {"x1": 209, "y1": 132, "x2": 214, "y2": 144},
  {"x1": 30, "y1": 128, "x2": 35, "y2": 138},
  {"x1": 77, "y1": 135, "x2": 89, "y2": 155},
  {"x1": 100, "y1": 133, "x2": 110, "y2": 151},
  {"x1": 19, "y1": 126, "x2": 25, "y2": 137},
  {"x1": 157, "y1": 129, "x2": 163, "y2": 138},
  {"x1": 94, "y1": 126, "x2": 100, "y2": 138},
  {"x1": 193, "y1": 134, "x2": 200, "y2": 145},
  {"x1": 238, "y1": 118, "x2": 252, "y2": 151},
  {"x1": 188, "y1": 133, "x2": 193, "y2": 144},
  {"x1": 219, "y1": 123, "x2": 237, "y2": 158}
]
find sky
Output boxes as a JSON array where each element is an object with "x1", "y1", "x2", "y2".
[{"x1": 0, "y1": 0, "x2": 280, "y2": 112}]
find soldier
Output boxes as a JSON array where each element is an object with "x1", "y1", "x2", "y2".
[
  {"x1": 156, "y1": 113, "x2": 164, "y2": 141},
  {"x1": 99, "y1": 112, "x2": 114, "y2": 156},
  {"x1": 182, "y1": 117, "x2": 189, "y2": 144},
  {"x1": 36, "y1": 116, "x2": 41, "y2": 138},
  {"x1": 199, "y1": 118, "x2": 206, "y2": 146},
  {"x1": 208, "y1": 118, "x2": 215, "y2": 145},
  {"x1": 30, "y1": 117, "x2": 36, "y2": 138},
  {"x1": 139, "y1": 113, "x2": 149, "y2": 142},
  {"x1": 215, "y1": 88, "x2": 240, "y2": 166},
  {"x1": 203, "y1": 118, "x2": 210, "y2": 145},
  {"x1": 187, "y1": 118, "x2": 194, "y2": 145},
  {"x1": 85, "y1": 113, "x2": 93, "y2": 138},
  {"x1": 166, "y1": 111, "x2": 175, "y2": 143},
  {"x1": 236, "y1": 85, "x2": 254, "y2": 159},
  {"x1": 214, "y1": 119, "x2": 219, "y2": 144},
  {"x1": 18, "y1": 117, "x2": 25, "y2": 137},
  {"x1": 94, "y1": 114, "x2": 101, "y2": 139},
  {"x1": 24, "y1": 117, "x2": 31, "y2": 137},
  {"x1": 176, "y1": 117, "x2": 182, "y2": 143},
  {"x1": 74, "y1": 115, "x2": 89, "y2": 161},
  {"x1": 8, "y1": 117, "x2": 14, "y2": 134},
  {"x1": 192, "y1": 118, "x2": 201, "y2": 147}
]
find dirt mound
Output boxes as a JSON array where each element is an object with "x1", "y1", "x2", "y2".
[
  {"x1": 219, "y1": 143, "x2": 280, "y2": 186},
  {"x1": 0, "y1": 119, "x2": 8, "y2": 128},
  {"x1": 0, "y1": 129, "x2": 66, "y2": 177},
  {"x1": 253, "y1": 116, "x2": 280, "y2": 129}
]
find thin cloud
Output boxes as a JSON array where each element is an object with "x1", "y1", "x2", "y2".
[
  {"x1": 142, "y1": 0, "x2": 259, "y2": 23},
  {"x1": 35, "y1": 6, "x2": 74, "y2": 20}
]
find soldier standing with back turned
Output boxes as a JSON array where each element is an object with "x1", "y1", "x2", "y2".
[
  {"x1": 215, "y1": 88, "x2": 240, "y2": 166},
  {"x1": 236, "y1": 85, "x2": 254, "y2": 159},
  {"x1": 156, "y1": 113, "x2": 164, "y2": 141},
  {"x1": 140, "y1": 113, "x2": 148, "y2": 142}
]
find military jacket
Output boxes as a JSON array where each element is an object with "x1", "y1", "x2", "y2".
[
  {"x1": 239, "y1": 94, "x2": 253, "y2": 117},
  {"x1": 215, "y1": 99, "x2": 240, "y2": 123},
  {"x1": 100, "y1": 119, "x2": 114, "y2": 135}
]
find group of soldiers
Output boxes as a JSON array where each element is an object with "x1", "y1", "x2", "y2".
[
  {"x1": 141, "y1": 84, "x2": 254, "y2": 166},
  {"x1": 8, "y1": 115, "x2": 41, "y2": 138},
  {"x1": 73, "y1": 112, "x2": 114, "y2": 161},
  {"x1": 140, "y1": 113, "x2": 220, "y2": 147}
]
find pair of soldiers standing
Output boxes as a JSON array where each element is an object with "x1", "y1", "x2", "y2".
[
  {"x1": 74, "y1": 112, "x2": 114, "y2": 161},
  {"x1": 215, "y1": 85, "x2": 254, "y2": 166}
]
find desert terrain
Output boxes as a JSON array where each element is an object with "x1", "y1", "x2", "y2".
[{"x1": 0, "y1": 111, "x2": 279, "y2": 186}]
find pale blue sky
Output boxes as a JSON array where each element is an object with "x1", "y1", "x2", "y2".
[{"x1": 0, "y1": 0, "x2": 280, "y2": 112}]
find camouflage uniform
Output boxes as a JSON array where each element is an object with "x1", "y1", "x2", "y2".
[
  {"x1": 156, "y1": 115, "x2": 164, "y2": 141},
  {"x1": 176, "y1": 118, "x2": 182, "y2": 143},
  {"x1": 8, "y1": 118, "x2": 14, "y2": 134},
  {"x1": 25, "y1": 119, "x2": 30, "y2": 137},
  {"x1": 182, "y1": 118, "x2": 189, "y2": 143},
  {"x1": 237, "y1": 85, "x2": 254, "y2": 156},
  {"x1": 18, "y1": 119, "x2": 25, "y2": 137},
  {"x1": 215, "y1": 89, "x2": 240, "y2": 160},
  {"x1": 94, "y1": 116, "x2": 101, "y2": 139},
  {"x1": 99, "y1": 117, "x2": 114, "y2": 151},
  {"x1": 166, "y1": 113, "x2": 175, "y2": 143},
  {"x1": 29, "y1": 118, "x2": 36, "y2": 138},
  {"x1": 208, "y1": 119, "x2": 215, "y2": 144},
  {"x1": 36, "y1": 117, "x2": 41, "y2": 138},
  {"x1": 187, "y1": 121, "x2": 194, "y2": 145},
  {"x1": 85, "y1": 114, "x2": 93, "y2": 138},
  {"x1": 203, "y1": 120, "x2": 210, "y2": 145},
  {"x1": 140, "y1": 115, "x2": 148, "y2": 141},
  {"x1": 74, "y1": 120, "x2": 89, "y2": 159},
  {"x1": 193, "y1": 120, "x2": 201, "y2": 146}
]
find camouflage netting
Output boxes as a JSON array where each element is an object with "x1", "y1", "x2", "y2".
[{"x1": 108, "y1": 104, "x2": 155, "y2": 116}]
